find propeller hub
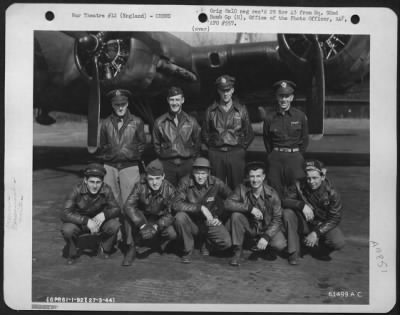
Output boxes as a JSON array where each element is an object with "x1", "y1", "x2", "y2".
[
  {"x1": 78, "y1": 34, "x2": 99, "y2": 53},
  {"x1": 74, "y1": 32, "x2": 130, "y2": 82}
]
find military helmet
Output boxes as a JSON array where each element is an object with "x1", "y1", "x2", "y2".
[{"x1": 192, "y1": 157, "x2": 212, "y2": 169}]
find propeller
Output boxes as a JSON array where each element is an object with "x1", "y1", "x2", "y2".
[
  {"x1": 306, "y1": 35, "x2": 325, "y2": 139},
  {"x1": 75, "y1": 33, "x2": 104, "y2": 153},
  {"x1": 87, "y1": 55, "x2": 101, "y2": 153}
]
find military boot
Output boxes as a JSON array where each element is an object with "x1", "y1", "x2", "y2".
[
  {"x1": 288, "y1": 251, "x2": 299, "y2": 265},
  {"x1": 121, "y1": 244, "x2": 136, "y2": 266},
  {"x1": 229, "y1": 246, "x2": 242, "y2": 266},
  {"x1": 200, "y1": 242, "x2": 210, "y2": 256}
]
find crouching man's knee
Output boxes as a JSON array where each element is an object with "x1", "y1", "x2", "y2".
[
  {"x1": 220, "y1": 235, "x2": 232, "y2": 250},
  {"x1": 61, "y1": 223, "x2": 80, "y2": 239},
  {"x1": 269, "y1": 232, "x2": 287, "y2": 252},
  {"x1": 330, "y1": 238, "x2": 345, "y2": 251},
  {"x1": 174, "y1": 212, "x2": 190, "y2": 226},
  {"x1": 102, "y1": 218, "x2": 121, "y2": 235}
]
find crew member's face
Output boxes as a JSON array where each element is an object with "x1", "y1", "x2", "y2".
[
  {"x1": 217, "y1": 88, "x2": 234, "y2": 104},
  {"x1": 249, "y1": 169, "x2": 265, "y2": 190},
  {"x1": 193, "y1": 169, "x2": 209, "y2": 186},
  {"x1": 167, "y1": 94, "x2": 184, "y2": 114},
  {"x1": 306, "y1": 170, "x2": 325, "y2": 190},
  {"x1": 112, "y1": 100, "x2": 129, "y2": 117},
  {"x1": 147, "y1": 174, "x2": 165, "y2": 191},
  {"x1": 84, "y1": 176, "x2": 103, "y2": 195},
  {"x1": 276, "y1": 93, "x2": 294, "y2": 111}
]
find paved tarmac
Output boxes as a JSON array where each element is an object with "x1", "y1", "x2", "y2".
[{"x1": 31, "y1": 118, "x2": 370, "y2": 306}]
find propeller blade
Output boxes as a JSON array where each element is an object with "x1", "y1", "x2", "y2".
[
  {"x1": 306, "y1": 35, "x2": 325, "y2": 139},
  {"x1": 87, "y1": 56, "x2": 101, "y2": 153}
]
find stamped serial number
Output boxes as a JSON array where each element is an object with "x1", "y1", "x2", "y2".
[
  {"x1": 328, "y1": 291, "x2": 363, "y2": 298},
  {"x1": 46, "y1": 296, "x2": 115, "y2": 303}
]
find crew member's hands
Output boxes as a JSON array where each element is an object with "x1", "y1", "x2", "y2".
[
  {"x1": 139, "y1": 224, "x2": 158, "y2": 240},
  {"x1": 256, "y1": 237, "x2": 269, "y2": 250},
  {"x1": 206, "y1": 218, "x2": 222, "y2": 227},
  {"x1": 251, "y1": 207, "x2": 263, "y2": 220},
  {"x1": 304, "y1": 232, "x2": 318, "y2": 247},
  {"x1": 201, "y1": 205, "x2": 214, "y2": 222},
  {"x1": 92, "y1": 212, "x2": 106, "y2": 228},
  {"x1": 87, "y1": 218, "x2": 99, "y2": 234},
  {"x1": 302, "y1": 204, "x2": 314, "y2": 222}
]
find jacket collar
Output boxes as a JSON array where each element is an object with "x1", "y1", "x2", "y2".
[
  {"x1": 111, "y1": 109, "x2": 133, "y2": 122},
  {"x1": 210, "y1": 98, "x2": 241, "y2": 112},
  {"x1": 164, "y1": 110, "x2": 187, "y2": 123},
  {"x1": 243, "y1": 181, "x2": 274, "y2": 200},
  {"x1": 110, "y1": 110, "x2": 134, "y2": 129},
  {"x1": 276, "y1": 105, "x2": 293, "y2": 116}
]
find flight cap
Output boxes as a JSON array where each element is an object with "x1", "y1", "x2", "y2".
[
  {"x1": 107, "y1": 89, "x2": 131, "y2": 103},
  {"x1": 167, "y1": 86, "x2": 184, "y2": 98},
  {"x1": 304, "y1": 159, "x2": 326, "y2": 175},
  {"x1": 273, "y1": 80, "x2": 296, "y2": 95},
  {"x1": 215, "y1": 75, "x2": 235, "y2": 90},
  {"x1": 146, "y1": 159, "x2": 164, "y2": 176},
  {"x1": 84, "y1": 163, "x2": 106, "y2": 178}
]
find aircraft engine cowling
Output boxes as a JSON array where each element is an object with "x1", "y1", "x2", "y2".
[
  {"x1": 74, "y1": 32, "x2": 132, "y2": 88},
  {"x1": 277, "y1": 34, "x2": 370, "y2": 90}
]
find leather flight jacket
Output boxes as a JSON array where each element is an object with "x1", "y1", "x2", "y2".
[
  {"x1": 153, "y1": 111, "x2": 201, "y2": 159},
  {"x1": 202, "y1": 99, "x2": 255, "y2": 149},
  {"x1": 61, "y1": 182, "x2": 121, "y2": 226},
  {"x1": 96, "y1": 111, "x2": 146, "y2": 169},
  {"x1": 124, "y1": 176, "x2": 177, "y2": 229},
  {"x1": 282, "y1": 178, "x2": 342, "y2": 237},
  {"x1": 224, "y1": 181, "x2": 283, "y2": 242},
  {"x1": 173, "y1": 175, "x2": 232, "y2": 219}
]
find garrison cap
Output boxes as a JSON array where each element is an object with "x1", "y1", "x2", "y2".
[
  {"x1": 273, "y1": 80, "x2": 296, "y2": 95},
  {"x1": 167, "y1": 86, "x2": 184, "y2": 98},
  {"x1": 304, "y1": 159, "x2": 326, "y2": 174},
  {"x1": 192, "y1": 157, "x2": 212, "y2": 169},
  {"x1": 146, "y1": 159, "x2": 164, "y2": 176},
  {"x1": 107, "y1": 89, "x2": 131, "y2": 103},
  {"x1": 84, "y1": 163, "x2": 106, "y2": 178},
  {"x1": 215, "y1": 75, "x2": 235, "y2": 90},
  {"x1": 246, "y1": 161, "x2": 266, "y2": 173}
]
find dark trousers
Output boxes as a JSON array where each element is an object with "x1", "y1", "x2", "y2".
[
  {"x1": 282, "y1": 209, "x2": 345, "y2": 256},
  {"x1": 174, "y1": 212, "x2": 232, "y2": 255},
  {"x1": 161, "y1": 158, "x2": 194, "y2": 187},
  {"x1": 226, "y1": 212, "x2": 287, "y2": 251},
  {"x1": 61, "y1": 218, "x2": 120, "y2": 258},
  {"x1": 267, "y1": 151, "x2": 305, "y2": 198},
  {"x1": 208, "y1": 147, "x2": 246, "y2": 190}
]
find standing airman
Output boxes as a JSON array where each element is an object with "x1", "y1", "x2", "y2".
[
  {"x1": 263, "y1": 80, "x2": 309, "y2": 197},
  {"x1": 153, "y1": 86, "x2": 201, "y2": 186},
  {"x1": 202, "y1": 75, "x2": 254, "y2": 190}
]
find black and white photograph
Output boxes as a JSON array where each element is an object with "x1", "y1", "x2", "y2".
[{"x1": 3, "y1": 3, "x2": 397, "y2": 312}]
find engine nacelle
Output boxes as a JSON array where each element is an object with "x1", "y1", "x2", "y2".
[{"x1": 278, "y1": 34, "x2": 370, "y2": 90}]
